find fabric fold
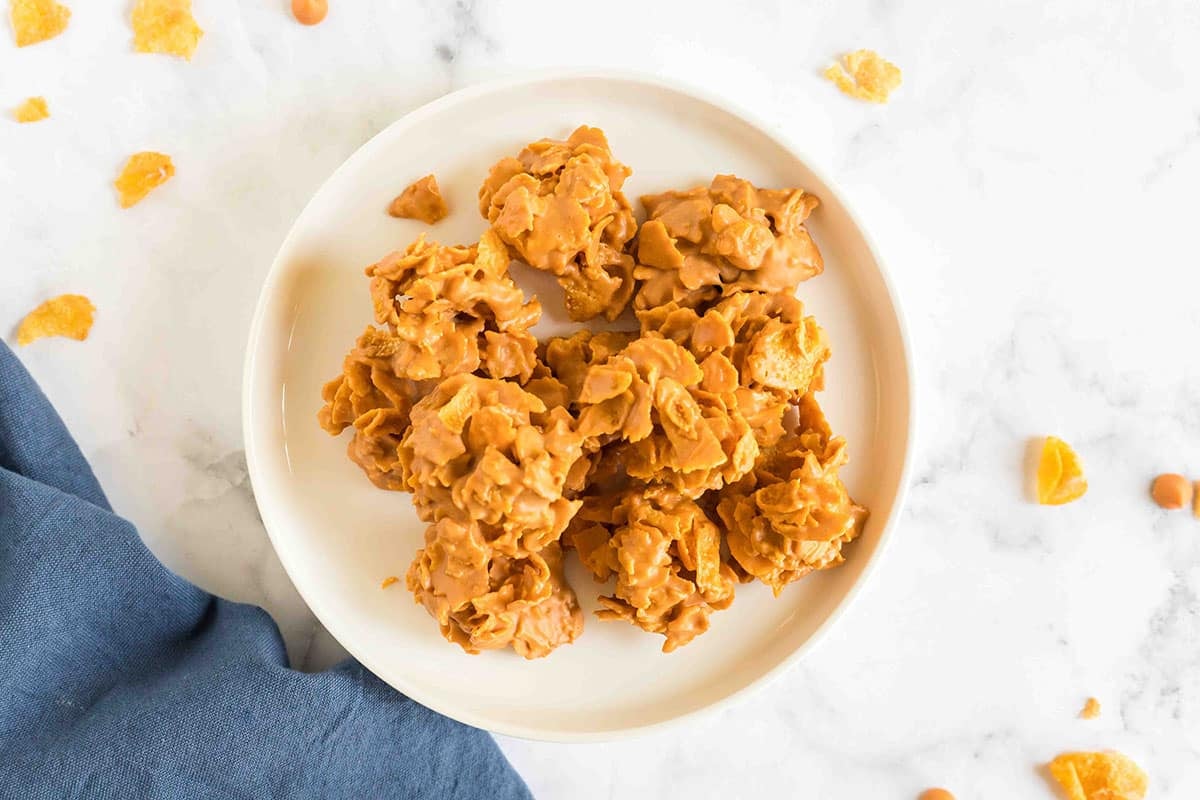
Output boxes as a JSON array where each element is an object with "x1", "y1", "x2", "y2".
[{"x1": 0, "y1": 342, "x2": 529, "y2": 800}]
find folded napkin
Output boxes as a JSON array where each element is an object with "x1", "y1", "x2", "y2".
[{"x1": 0, "y1": 342, "x2": 531, "y2": 799}]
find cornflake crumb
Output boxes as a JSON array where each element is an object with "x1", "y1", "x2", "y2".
[
  {"x1": 1080, "y1": 697, "x2": 1101, "y2": 720},
  {"x1": 10, "y1": 0, "x2": 70, "y2": 47},
  {"x1": 380, "y1": 576, "x2": 400, "y2": 589},
  {"x1": 1036, "y1": 436, "x2": 1088, "y2": 505},
  {"x1": 1048, "y1": 751, "x2": 1147, "y2": 800},
  {"x1": 388, "y1": 174, "x2": 449, "y2": 224},
  {"x1": 14, "y1": 96, "x2": 49, "y2": 123},
  {"x1": 114, "y1": 152, "x2": 175, "y2": 209},
  {"x1": 16, "y1": 294, "x2": 95, "y2": 346},
  {"x1": 131, "y1": 0, "x2": 203, "y2": 60},
  {"x1": 824, "y1": 49, "x2": 902, "y2": 103}
]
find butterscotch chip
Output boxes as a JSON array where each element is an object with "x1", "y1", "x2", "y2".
[
  {"x1": 1080, "y1": 696, "x2": 1101, "y2": 719},
  {"x1": 131, "y1": 0, "x2": 203, "y2": 59},
  {"x1": 13, "y1": 96, "x2": 49, "y2": 123},
  {"x1": 1048, "y1": 751, "x2": 1147, "y2": 800},
  {"x1": 10, "y1": 0, "x2": 70, "y2": 47},
  {"x1": 16, "y1": 294, "x2": 95, "y2": 346},
  {"x1": 114, "y1": 152, "x2": 175, "y2": 208},
  {"x1": 1150, "y1": 473, "x2": 1191, "y2": 510},
  {"x1": 824, "y1": 49, "x2": 902, "y2": 103},
  {"x1": 388, "y1": 174, "x2": 449, "y2": 224},
  {"x1": 291, "y1": 0, "x2": 327, "y2": 25},
  {"x1": 918, "y1": 790, "x2": 954, "y2": 800}
]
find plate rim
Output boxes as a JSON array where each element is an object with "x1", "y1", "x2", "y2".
[{"x1": 242, "y1": 67, "x2": 918, "y2": 743}]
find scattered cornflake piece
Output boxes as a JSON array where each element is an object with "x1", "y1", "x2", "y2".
[
  {"x1": 131, "y1": 0, "x2": 203, "y2": 60},
  {"x1": 918, "y1": 789, "x2": 955, "y2": 800},
  {"x1": 824, "y1": 49, "x2": 902, "y2": 103},
  {"x1": 380, "y1": 575, "x2": 399, "y2": 589},
  {"x1": 388, "y1": 174, "x2": 449, "y2": 224},
  {"x1": 16, "y1": 294, "x2": 95, "y2": 346},
  {"x1": 13, "y1": 96, "x2": 49, "y2": 123},
  {"x1": 9, "y1": 0, "x2": 70, "y2": 47},
  {"x1": 1048, "y1": 751, "x2": 1147, "y2": 800},
  {"x1": 291, "y1": 0, "x2": 327, "y2": 26},
  {"x1": 114, "y1": 151, "x2": 175, "y2": 209},
  {"x1": 1036, "y1": 436, "x2": 1088, "y2": 505},
  {"x1": 1080, "y1": 697, "x2": 1101, "y2": 720}
]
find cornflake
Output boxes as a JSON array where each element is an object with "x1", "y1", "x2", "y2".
[
  {"x1": 1080, "y1": 697, "x2": 1101, "y2": 720},
  {"x1": 1036, "y1": 436, "x2": 1087, "y2": 505},
  {"x1": 1048, "y1": 751, "x2": 1147, "y2": 800},
  {"x1": 114, "y1": 152, "x2": 175, "y2": 208},
  {"x1": 824, "y1": 49, "x2": 902, "y2": 104},
  {"x1": 131, "y1": 0, "x2": 203, "y2": 60},
  {"x1": 16, "y1": 294, "x2": 95, "y2": 346},
  {"x1": 10, "y1": 0, "x2": 70, "y2": 47},
  {"x1": 388, "y1": 174, "x2": 449, "y2": 224},
  {"x1": 14, "y1": 96, "x2": 49, "y2": 123}
]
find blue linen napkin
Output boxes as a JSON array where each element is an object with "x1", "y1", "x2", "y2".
[{"x1": 0, "y1": 341, "x2": 531, "y2": 800}]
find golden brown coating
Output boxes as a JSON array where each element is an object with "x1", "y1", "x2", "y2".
[
  {"x1": 716, "y1": 397, "x2": 867, "y2": 595},
  {"x1": 399, "y1": 374, "x2": 585, "y2": 557},
  {"x1": 479, "y1": 126, "x2": 637, "y2": 321},
  {"x1": 574, "y1": 336, "x2": 759, "y2": 498},
  {"x1": 541, "y1": 329, "x2": 639, "y2": 406},
  {"x1": 407, "y1": 525, "x2": 583, "y2": 659},
  {"x1": 388, "y1": 174, "x2": 449, "y2": 224},
  {"x1": 568, "y1": 487, "x2": 736, "y2": 652},
  {"x1": 318, "y1": 231, "x2": 541, "y2": 489},
  {"x1": 635, "y1": 175, "x2": 822, "y2": 310},
  {"x1": 639, "y1": 291, "x2": 830, "y2": 447},
  {"x1": 319, "y1": 126, "x2": 868, "y2": 659},
  {"x1": 318, "y1": 327, "x2": 429, "y2": 491}
]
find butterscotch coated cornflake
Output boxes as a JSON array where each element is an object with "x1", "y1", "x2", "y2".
[
  {"x1": 573, "y1": 336, "x2": 760, "y2": 497},
  {"x1": 10, "y1": 0, "x2": 70, "y2": 47},
  {"x1": 319, "y1": 124, "x2": 869, "y2": 658},
  {"x1": 389, "y1": 174, "x2": 449, "y2": 224},
  {"x1": 319, "y1": 232, "x2": 541, "y2": 490},
  {"x1": 399, "y1": 374, "x2": 584, "y2": 556},
  {"x1": 1048, "y1": 751, "x2": 1147, "y2": 800},
  {"x1": 13, "y1": 96, "x2": 49, "y2": 123},
  {"x1": 131, "y1": 0, "x2": 203, "y2": 59},
  {"x1": 570, "y1": 487, "x2": 737, "y2": 652},
  {"x1": 16, "y1": 294, "x2": 95, "y2": 346},
  {"x1": 637, "y1": 291, "x2": 830, "y2": 448},
  {"x1": 114, "y1": 152, "x2": 175, "y2": 208},
  {"x1": 480, "y1": 126, "x2": 638, "y2": 321},
  {"x1": 407, "y1": 528, "x2": 583, "y2": 659},
  {"x1": 635, "y1": 175, "x2": 822, "y2": 310},
  {"x1": 824, "y1": 49, "x2": 902, "y2": 103},
  {"x1": 716, "y1": 396, "x2": 867, "y2": 594}
]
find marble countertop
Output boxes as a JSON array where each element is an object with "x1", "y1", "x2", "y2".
[{"x1": 4, "y1": 0, "x2": 1200, "y2": 797}]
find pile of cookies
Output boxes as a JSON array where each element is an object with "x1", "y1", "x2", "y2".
[{"x1": 320, "y1": 126, "x2": 866, "y2": 657}]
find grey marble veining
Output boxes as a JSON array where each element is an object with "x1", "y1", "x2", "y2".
[{"x1": 3, "y1": 0, "x2": 1200, "y2": 796}]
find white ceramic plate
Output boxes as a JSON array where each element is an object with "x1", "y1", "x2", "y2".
[{"x1": 243, "y1": 71, "x2": 914, "y2": 742}]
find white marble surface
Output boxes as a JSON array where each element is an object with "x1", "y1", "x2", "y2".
[{"x1": 4, "y1": 0, "x2": 1200, "y2": 797}]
